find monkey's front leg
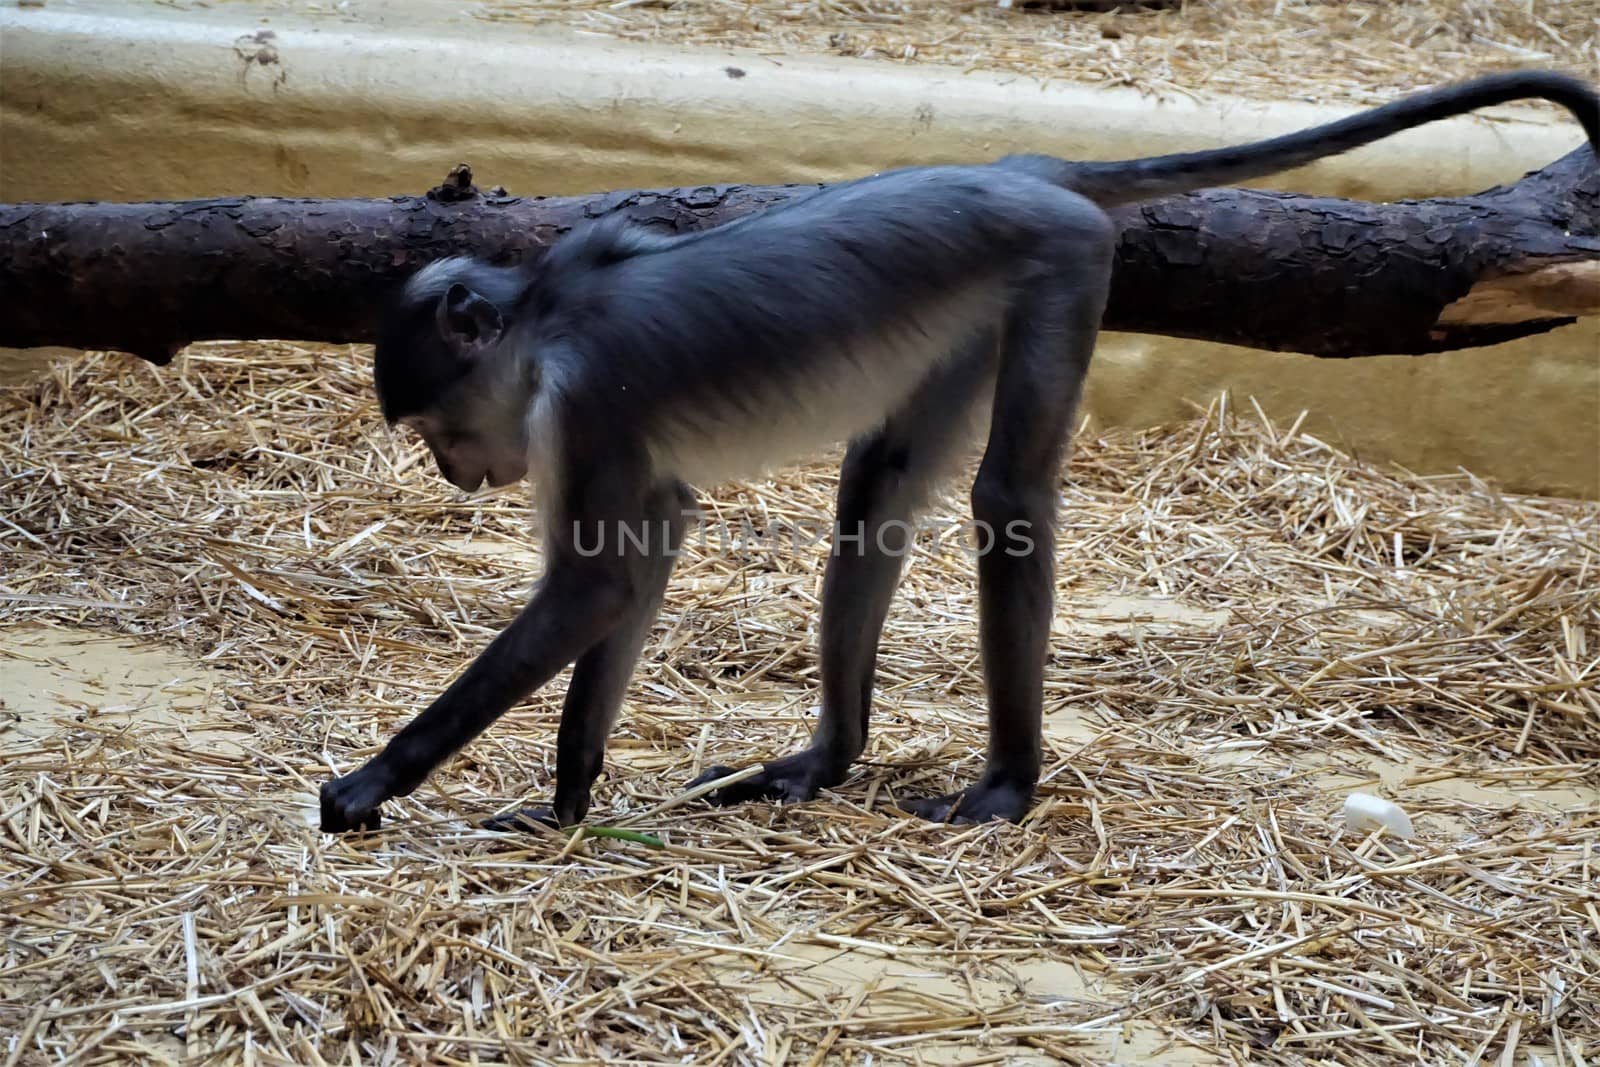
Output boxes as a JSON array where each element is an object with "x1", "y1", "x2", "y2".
[
  {"x1": 484, "y1": 482, "x2": 693, "y2": 831},
  {"x1": 319, "y1": 552, "x2": 637, "y2": 833},
  {"x1": 480, "y1": 576, "x2": 673, "y2": 832}
]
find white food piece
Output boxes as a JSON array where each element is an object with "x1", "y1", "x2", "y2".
[{"x1": 1342, "y1": 792, "x2": 1414, "y2": 839}]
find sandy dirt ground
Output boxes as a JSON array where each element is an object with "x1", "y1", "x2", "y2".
[
  {"x1": 0, "y1": 607, "x2": 1265, "y2": 1066},
  {"x1": 2, "y1": 344, "x2": 1597, "y2": 1065}
]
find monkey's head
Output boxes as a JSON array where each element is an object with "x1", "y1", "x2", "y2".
[{"x1": 374, "y1": 258, "x2": 535, "y2": 493}]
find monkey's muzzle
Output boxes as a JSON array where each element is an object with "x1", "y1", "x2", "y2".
[{"x1": 443, "y1": 461, "x2": 526, "y2": 492}]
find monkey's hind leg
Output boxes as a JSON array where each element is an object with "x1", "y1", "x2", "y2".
[
  {"x1": 691, "y1": 338, "x2": 997, "y2": 809},
  {"x1": 486, "y1": 482, "x2": 695, "y2": 832},
  {"x1": 900, "y1": 196, "x2": 1115, "y2": 825}
]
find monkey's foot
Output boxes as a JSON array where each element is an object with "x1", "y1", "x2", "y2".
[
  {"x1": 688, "y1": 749, "x2": 845, "y2": 806},
  {"x1": 482, "y1": 806, "x2": 561, "y2": 834},
  {"x1": 319, "y1": 762, "x2": 396, "y2": 833},
  {"x1": 899, "y1": 772, "x2": 1034, "y2": 824}
]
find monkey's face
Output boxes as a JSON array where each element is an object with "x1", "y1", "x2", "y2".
[
  {"x1": 401, "y1": 405, "x2": 529, "y2": 493},
  {"x1": 377, "y1": 269, "x2": 534, "y2": 493}
]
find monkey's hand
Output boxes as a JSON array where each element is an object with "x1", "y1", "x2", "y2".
[{"x1": 319, "y1": 760, "x2": 398, "y2": 833}]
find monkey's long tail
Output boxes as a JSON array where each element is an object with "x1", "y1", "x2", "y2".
[{"x1": 1044, "y1": 70, "x2": 1599, "y2": 208}]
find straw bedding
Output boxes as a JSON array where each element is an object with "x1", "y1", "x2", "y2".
[
  {"x1": 478, "y1": 0, "x2": 1598, "y2": 108},
  {"x1": 1, "y1": 341, "x2": 1595, "y2": 1064}
]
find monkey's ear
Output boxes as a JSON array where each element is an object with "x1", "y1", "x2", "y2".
[{"x1": 436, "y1": 283, "x2": 505, "y2": 356}]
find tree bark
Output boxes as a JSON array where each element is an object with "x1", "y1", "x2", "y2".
[{"x1": 1, "y1": 148, "x2": 1595, "y2": 365}]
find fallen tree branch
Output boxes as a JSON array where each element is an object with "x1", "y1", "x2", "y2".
[{"x1": 1, "y1": 147, "x2": 1595, "y2": 364}]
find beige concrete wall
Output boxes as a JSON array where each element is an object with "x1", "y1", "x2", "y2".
[
  {"x1": 1086, "y1": 326, "x2": 1599, "y2": 500},
  {"x1": 2, "y1": 0, "x2": 1596, "y2": 496}
]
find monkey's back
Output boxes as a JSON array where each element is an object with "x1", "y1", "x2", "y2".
[{"x1": 535, "y1": 165, "x2": 1080, "y2": 485}]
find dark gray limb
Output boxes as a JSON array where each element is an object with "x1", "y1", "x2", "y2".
[
  {"x1": 900, "y1": 197, "x2": 1117, "y2": 824},
  {"x1": 486, "y1": 481, "x2": 695, "y2": 831},
  {"x1": 689, "y1": 339, "x2": 1000, "y2": 807},
  {"x1": 319, "y1": 460, "x2": 653, "y2": 833}
]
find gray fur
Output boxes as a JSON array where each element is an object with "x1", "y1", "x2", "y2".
[{"x1": 321, "y1": 72, "x2": 1599, "y2": 834}]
